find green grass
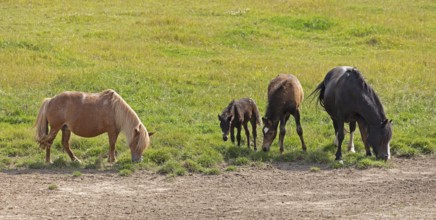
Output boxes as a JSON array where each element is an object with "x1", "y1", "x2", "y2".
[{"x1": 0, "y1": 0, "x2": 435, "y2": 174}]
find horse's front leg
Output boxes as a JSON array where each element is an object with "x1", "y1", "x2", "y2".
[
  {"x1": 357, "y1": 119, "x2": 371, "y2": 156},
  {"x1": 61, "y1": 125, "x2": 81, "y2": 163},
  {"x1": 108, "y1": 131, "x2": 119, "y2": 163},
  {"x1": 230, "y1": 125, "x2": 235, "y2": 144}
]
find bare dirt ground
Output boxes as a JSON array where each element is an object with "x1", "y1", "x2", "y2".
[{"x1": 0, "y1": 156, "x2": 435, "y2": 219}]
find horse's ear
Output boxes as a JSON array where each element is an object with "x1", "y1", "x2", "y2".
[
  {"x1": 218, "y1": 114, "x2": 222, "y2": 121},
  {"x1": 134, "y1": 125, "x2": 141, "y2": 135},
  {"x1": 381, "y1": 119, "x2": 388, "y2": 127},
  {"x1": 148, "y1": 132, "x2": 155, "y2": 137},
  {"x1": 262, "y1": 117, "x2": 269, "y2": 126}
]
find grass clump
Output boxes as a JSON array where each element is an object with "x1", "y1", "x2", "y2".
[
  {"x1": 158, "y1": 160, "x2": 186, "y2": 176},
  {"x1": 309, "y1": 166, "x2": 321, "y2": 172},
  {"x1": 72, "y1": 171, "x2": 82, "y2": 177},
  {"x1": 225, "y1": 165, "x2": 237, "y2": 172},
  {"x1": 48, "y1": 184, "x2": 58, "y2": 190},
  {"x1": 119, "y1": 169, "x2": 133, "y2": 176},
  {"x1": 202, "y1": 167, "x2": 221, "y2": 175},
  {"x1": 233, "y1": 157, "x2": 250, "y2": 166}
]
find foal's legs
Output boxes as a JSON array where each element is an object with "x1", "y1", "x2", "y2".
[
  {"x1": 278, "y1": 113, "x2": 291, "y2": 154},
  {"x1": 230, "y1": 126, "x2": 235, "y2": 144},
  {"x1": 61, "y1": 125, "x2": 80, "y2": 162},
  {"x1": 236, "y1": 124, "x2": 242, "y2": 146},
  {"x1": 293, "y1": 109, "x2": 307, "y2": 152},
  {"x1": 348, "y1": 122, "x2": 356, "y2": 153},
  {"x1": 243, "y1": 122, "x2": 250, "y2": 149},
  {"x1": 251, "y1": 119, "x2": 257, "y2": 151}
]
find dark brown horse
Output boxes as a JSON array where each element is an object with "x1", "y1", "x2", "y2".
[
  {"x1": 311, "y1": 66, "x2": 392, "y2": 161},
  {"x1": 261, "y1": 74, "x2": 307, "y2": 153},
  {"x1": 35, "y1": 89, "x2": 153, "y2": 163},
  {"x1": 218, "y1": 98, "x2": 261, "y2": 151}
]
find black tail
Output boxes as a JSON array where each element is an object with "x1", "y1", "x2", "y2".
[{"x1": 309, "y1": 81, "x2": 326, "y2": 108}]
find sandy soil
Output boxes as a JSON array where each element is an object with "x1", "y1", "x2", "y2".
[{"x1": 0, "y1": 156, "x2": 435, "y2": 219}]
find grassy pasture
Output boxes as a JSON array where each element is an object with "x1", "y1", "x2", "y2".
[{"x1": 0, "y1": 0, "x2": 435, "y2": 174}]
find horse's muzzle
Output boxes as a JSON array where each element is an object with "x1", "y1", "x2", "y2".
[{"x1": 378, "y1": 154, "x2": 389, "y2": 161}]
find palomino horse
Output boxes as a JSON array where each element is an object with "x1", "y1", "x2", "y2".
[
  {"x1": 262, "y1": 74, "x2": 307, "y2": 153},
  {"x1": 218, "y1": 98, "x2": 261, "y2": 151},
  {"x1": 311, "y1": 66, "x2": 392, "y2": 161},
  {"x1": 35, "y1": 89, "x2": 153, "y2": 163}
]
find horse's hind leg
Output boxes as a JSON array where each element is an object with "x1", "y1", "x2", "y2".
[
  {"x1": 251, "y1": 119, "x2": 257, "y2": 151},
  {"x1": 334, "y1": 120, "x2": 345, "y2": 161},
  {"x1": 44, "y1": 125, "x2": 62, "y2": 164},
  {"x1": 293, "y1": 109, "x2": 307, "y2": 152},
  {"x1": 278, "y1": 113, "x2": 291, "y2": 154},
  {"x1": 243, "y1": 122, "x2": 250, "y2": 149},
  {"x1": 61, "y1": 125, "x2": 81, "y2": 163},
  {"x1": 348, "y1": 122, "x2": 356, "y2": 153},
  {"x1": 236, "y1": 124, "x2": 242, "y2": 146}
]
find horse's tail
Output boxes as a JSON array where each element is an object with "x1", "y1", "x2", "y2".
[
  {"x1": 309, "y1": 81, "x2": 326, "y2": 108},
  {"x1": 34, "y1": 98, "x2": 51, "y2": 147}
]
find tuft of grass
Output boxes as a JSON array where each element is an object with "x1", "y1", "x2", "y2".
[
  {"x1": 119, "y1": 169, "x2": 133, "y2": 177},
  {"x1": 182, "y1": 159, "x2": 202, "y2": 173},
  {"x1": 158, "y1": 160, "x2": 186, "y2": 176},
  {"x1": 72, "y1": 171, "x2": 82, "y2": 177},
  {"x1": 309, "y1": 166, "x2": 321, "y2": 172},
  {"x1": 202, "y1": 167, "x2": 221, "y2": 175},
  {"x1": 356, "y1": 158, "x2": 388, "y2": 169},
  {"x1": 225, "y1": 165, "x2": 237, "y2": 172},
  {"x1": 233, "y1": 157, "x2": 250, "y2": 166},
  {"x1": 48, "y1": 184, "x2": 58, "y2": 190}
]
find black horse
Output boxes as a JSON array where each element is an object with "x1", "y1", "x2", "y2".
[
  {"x1": 218, "y1": 98, "x2": 261, "y2": 151},
  {"x1": 311, "y1": 66, "x2": 392, "y2": 161}
]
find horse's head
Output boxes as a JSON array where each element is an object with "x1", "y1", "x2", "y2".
[
  {"x1": 218, "y1": 114, "x2": 232, "y2": 141},
  {"x1": 367, "y1": 119, "x2": 393, "y2": 160},
  {"x1": 129, "y1": 124, "x2": 153, "y2": 163},
  {"x1": 261, "y1": 117, "x2": 279, "y2": 152}
]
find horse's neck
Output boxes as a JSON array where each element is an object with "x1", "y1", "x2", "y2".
[{"x1": 359, "y1": 94, "x2": 385, "y2": 126}]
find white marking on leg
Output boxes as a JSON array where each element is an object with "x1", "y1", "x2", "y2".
[
  {"x1": 263, "y1": 127, "x2": 269, "y2": 134},
  {"x1": 348, "y1": 131, "x2": 355, "y2": 153},
  {"x1": 387, "y1": 142, "x2": 391, "y2": 159},
  {"x1": 334, "y1": 132, "x2": 338, "y2": 146}
]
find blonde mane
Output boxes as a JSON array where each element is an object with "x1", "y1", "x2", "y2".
[{"x1": 110, "y1": 90, "x2": 149, "y2": 153}]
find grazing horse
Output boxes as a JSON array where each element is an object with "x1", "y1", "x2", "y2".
[
  {"x1": 218, "y1": 98, "x2": 261, "y2": 151},
  {"x1": 35, "y1": 89, "x2": 153, "y2": 163},
  {"x1": 311, "y1": 66, "x2": 392, "y2": 161},
  {"x1": 262, "y1": 74, "x2": 307, "y2": 153}
]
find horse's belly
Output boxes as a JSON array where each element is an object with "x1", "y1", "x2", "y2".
[{"x1": 69, "y1": 124, "x2": 106, "y2": 137}]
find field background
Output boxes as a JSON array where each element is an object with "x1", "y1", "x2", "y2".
[{"x1": 0, "y1": 0, "x2": 435, "y2": 174}]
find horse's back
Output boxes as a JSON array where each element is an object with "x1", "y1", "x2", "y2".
[
  {"x1": 268, "y1": 74, "x2": 304, "y2": 107},
  {"x1": 45, "y1": 90, "x2": 117, "y2": 136}
]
